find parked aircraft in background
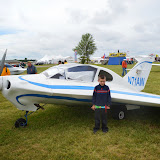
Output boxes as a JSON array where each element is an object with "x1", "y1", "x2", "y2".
[
  {"x1": 5, "y1": 63, "x2": 26, "y2": 75},
  {"x1": 135, "y1": 56, "x2": 160, "y2": 67}
]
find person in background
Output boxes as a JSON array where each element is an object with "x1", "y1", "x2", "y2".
[
  {"x1": 1, "y1": 64, "x2": 11, "y2": 76},
  {"x1": 122, "y1": 59, "x2": 127, "y2": 76},
  {"x1": 27, "y1": 61, "x2": 37, "y2": 74},
  {"x1": 131, "y1": 58, "x2": 134, "y2": 64},
  {"x1": 64, "y1": 60, "x2": 68, "y2": 64},
  {"x1": 58, "y1": 60, "x2": 62, "y2": 65}
]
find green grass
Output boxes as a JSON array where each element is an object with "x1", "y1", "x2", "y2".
[{"x1": 0, "y1": 64, "x2": 160, "y2": 160}]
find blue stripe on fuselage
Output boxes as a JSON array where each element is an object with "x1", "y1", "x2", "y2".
[
  {"x1": 18, "y1": 76, "x2": 160, "y2": 100},
  {"x1": 16, "y1": 94, "x2": 91, "y2": 105},
  {"x1": 18, "y1": 76, "x2": 94, "y2": 90}
]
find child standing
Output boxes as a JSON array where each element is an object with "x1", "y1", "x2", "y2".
[{"x1": 91, "y1": 75, "x2": 111, "y2": 133}]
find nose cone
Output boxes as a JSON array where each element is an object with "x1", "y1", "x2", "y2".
[{"x1": 0, "y1": 77, "x2": 2, "y2": 90}]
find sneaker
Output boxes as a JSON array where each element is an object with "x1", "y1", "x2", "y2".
[
  {"x1": 102, "y1": 127, "x2": 109, "y2": 133},
  {"x1": 102, "y1": 129, "x2": 108, "y2": 133},
  {"x1": 93, "y1": 128, "x2": 99, "y2": 134}
]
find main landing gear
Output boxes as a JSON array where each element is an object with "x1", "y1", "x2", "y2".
[
  {"x1": 15, "y1": 104, "x2": 45, "y2": 128},
  {"x1": 111, "y1": 105, "x2": 127, "y2": 120}
]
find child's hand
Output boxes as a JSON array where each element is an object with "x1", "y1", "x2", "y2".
[
  {"x1": 91, "y1": 105, "x2": 95, "y2": 111},
  {"x1": 107, "y1": 106, "x2": 110, "y2": 109}
]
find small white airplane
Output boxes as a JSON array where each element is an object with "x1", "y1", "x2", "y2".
[
  {"x1": 0, "y1": 50, "x2": 160, "y2": 127},
  {"x1": 135, "y1": 56, "x2": 160, "y2": 66},
  {"x1": 5, "y1": 63, "x2": 26, "y2": 75}
]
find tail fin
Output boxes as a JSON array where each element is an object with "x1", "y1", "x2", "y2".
[{"x1": 123, "y1": 57, "x2": 154, "y2": 91}]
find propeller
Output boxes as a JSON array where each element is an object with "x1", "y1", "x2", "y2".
[{"x1": 0, "y1": 49, "x2": 7, "y2": 75}]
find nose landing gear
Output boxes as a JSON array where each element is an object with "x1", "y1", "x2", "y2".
[
  {"x1": 15, "y1": 111, "x2": 31, "y2": 128},
  {"x1": 15, "y1": 118, "x2": 27, "y2": 128},
  {"x1": 15, "y1": 104, "x2": 45, "y2": 128}
]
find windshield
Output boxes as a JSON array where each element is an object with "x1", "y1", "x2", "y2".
[
  {"x1": 42, "y1": 66, "x2": 65, "y2": 79},
  {"x1": 42, "y1": 65, "x2": 97, "y2": 82},
  {"x1": 67, "y1": 66, "x2": 97, "y2": 82}
]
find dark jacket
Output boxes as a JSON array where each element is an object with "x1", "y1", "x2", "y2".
[
  {"x1": 92, "y1": 84, "x2": 111, "y2": 106},
  {"x1": 27, "y1": 65, "x2": 37, "y2": 74}
]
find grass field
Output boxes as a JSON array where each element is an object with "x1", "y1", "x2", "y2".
[{"x1": 0, "y1": 64, "x2": 160, "y2": 160}]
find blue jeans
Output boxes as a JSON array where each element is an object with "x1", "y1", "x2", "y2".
[{"x1": 122, "y1": 68, "x2": 127, "y2": 76}]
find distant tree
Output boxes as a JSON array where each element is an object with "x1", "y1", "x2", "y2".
[{"x1": 73, "y1": 33, "x2": 97, "y2": 64}]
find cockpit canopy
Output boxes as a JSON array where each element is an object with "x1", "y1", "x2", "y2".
[
  {"x1": 42, "y1": 64, "x2": 113, "y2": 82},
  {"x1": 42, "y1": 64, "x2": 97, "y2": 82}
]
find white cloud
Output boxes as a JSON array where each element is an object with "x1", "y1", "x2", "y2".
[{"x1": 0, "y1": 0, "x2": 160, "y2": 60}]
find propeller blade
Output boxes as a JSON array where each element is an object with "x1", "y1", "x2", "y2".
[{"x1": 0, "y1": 49, "x2": 7, "y2": 75}]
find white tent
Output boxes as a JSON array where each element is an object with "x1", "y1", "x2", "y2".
[
  {"x1": 36, "y1": 55, "x2": 51, "y2": 64},
  {"x1": 37, "y1": 55, "x2": 74, "y2": 64},
  {"x1": 64, "y1": 56, "x2": 74, "y2": 63}
]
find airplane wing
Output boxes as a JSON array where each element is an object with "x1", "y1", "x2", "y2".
[
  {"x1": 11, "y1": 67, "x2": 27, "y2": 75},
  {"x1": 111, "y1": 89, "x2": 160, "y2": 107},
  {"x1": 152, "y1": 64, "x2": 160, "y2": 66}
]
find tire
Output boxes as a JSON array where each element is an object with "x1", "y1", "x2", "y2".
[
  {"x1": 15, "y1": 118, "x2": 27, "y2": 128},
  {"x1": 111, "y1": 105, "x2": 127, "y2": 120}
]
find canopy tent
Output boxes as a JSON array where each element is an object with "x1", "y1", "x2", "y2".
[
  {"x1": 36, "y1": 55, "x2": 51, "y2": 64},
  {"x1": 36, "y1": 55, "x2": 74, "y2": 64}
]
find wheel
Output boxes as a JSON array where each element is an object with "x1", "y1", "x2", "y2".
[
  {"x1": 111, "y1": 105, "x2": 127, "y2": 120},
  {"x1": 15, "y1": 118, "x2": 27, "y2": 128}
]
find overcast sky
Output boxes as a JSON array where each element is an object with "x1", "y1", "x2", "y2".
[{"x1": 0, "y1": 0, "x2": 160, "y2": 60}]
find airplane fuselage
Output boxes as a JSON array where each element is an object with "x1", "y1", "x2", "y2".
[{"x1": 1, "y1": 72, "x2": 160, "y2": 112}]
